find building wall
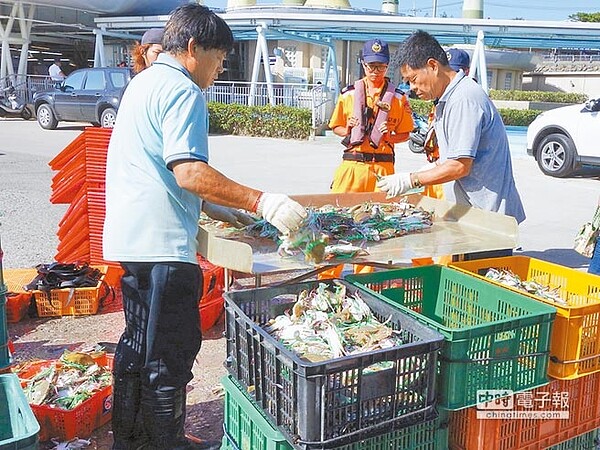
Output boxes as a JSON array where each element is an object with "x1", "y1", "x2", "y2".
[{"x1": 523, "y1": 72, "x2": 600, "y2": 97}]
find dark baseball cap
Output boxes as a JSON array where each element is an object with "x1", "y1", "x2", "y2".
[
  {"x1": 362, "y1": 39, "x2": 390, "y2": 64},
  {"x1": 446, "y1": 48, "x2": 470, "y2": 72},
  {"x1": 141, "y1": 28, "x2": 164, "y2": 45}
]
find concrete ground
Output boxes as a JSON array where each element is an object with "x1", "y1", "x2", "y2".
[
  {"x1": 1, "y1": 119, "x2": 598, "y2": 271},
  {"x1": 1, "y1": 118, "x2": 599, "y2": 449}
]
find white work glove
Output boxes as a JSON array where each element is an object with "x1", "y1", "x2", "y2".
[
  {"x1": 376, "y1": 172, "x2": 414, "y2": 198},
  {"x1": 202, "y1": 201, "x2": 256, "y2": 228},
  {"x1": 256, "y1": 193, "x2": 307, "y2": 235}
]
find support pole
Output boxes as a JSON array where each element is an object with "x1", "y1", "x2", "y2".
[
  {"x1": 323, "y1": 45, "x2": 340, "y2": 97},
  {"x1": 16, "y1": 2, "x2": 35, "y2": 83},
  {"x1": 470, "y1": 30, "x2": 488, "y2": 94},
  {"x1": 0, "y1": 2, "x2": 18, "y2": 79},
  {"x1": 93, "y1": 29, "x2": 106, "y2": 68},
  {"x1": 257, "y1": 25, "x2": 275, "y2": 106}
]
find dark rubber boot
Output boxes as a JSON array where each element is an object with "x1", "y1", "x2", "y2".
[
  {"x1": 140, "y1": 386, "x2": 222, "y2": 450},
  {"x1": 111, "y1": 375, "x2": 148, "y2": 450}
]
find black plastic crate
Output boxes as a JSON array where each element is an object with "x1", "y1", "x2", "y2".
[{"x1": 224, "y1": 279, "x2": 444, "y2": 450}]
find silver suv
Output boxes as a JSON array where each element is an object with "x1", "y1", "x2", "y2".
[{"x1": 33, "y1": 67, "x2": 131, "y2": 130}]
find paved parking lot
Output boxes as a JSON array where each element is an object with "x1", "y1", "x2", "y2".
[
  {"x1": 1, "y1": 118, "x2": 597, "y2": 271},
  {"x1": 1, "y1": 117, "x2": 598, "y2": 447}
]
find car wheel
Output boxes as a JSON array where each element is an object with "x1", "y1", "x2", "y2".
[
  {"x1": 536, "y1": 133, "x2": 577, "y2": 178},
  {"x1": 100, "y1": 108, "x2": 117, "y2": 128},
  {"x1": 20, "y1": 106, "x2": 33, "y2": 120},
  {"x1": 36, "y1": 104, "x2": 58, "y2": 130}
]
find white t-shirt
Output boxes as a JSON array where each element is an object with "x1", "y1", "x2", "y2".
[{"x1": 48, "y1": 63, "x2": 64, "y2": 81}]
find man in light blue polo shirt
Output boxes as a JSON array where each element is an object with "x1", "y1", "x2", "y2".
[
  {"x1": 103, "y1": 5, "x2": 306, "y2": 450},
  {"x1": 377, "y1": 30, "x2": 525, "y2": 228}
]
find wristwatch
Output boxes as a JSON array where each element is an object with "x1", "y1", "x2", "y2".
[{"x1": 411, "y1": 173, "x2": 422, "y2": 188}]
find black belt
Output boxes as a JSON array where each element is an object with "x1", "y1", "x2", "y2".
[{"x1": 343, "y1": 152, "x2": 394, "y2": 163}]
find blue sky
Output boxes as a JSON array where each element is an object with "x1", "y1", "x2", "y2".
[{"x1": 205, "y1": 1, "x2": 599, "y2": 22}]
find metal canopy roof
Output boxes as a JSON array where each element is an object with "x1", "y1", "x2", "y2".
[{"x1": 95, "y1": 6, "x2": 600, "y2": 50}]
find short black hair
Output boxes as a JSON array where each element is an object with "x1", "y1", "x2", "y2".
[
  {"x1": 163, "y1": 4, "x2": 234, "y2": 55},
  {"x1": 397, "y1": 30, "x2": 449, "y2": 70}
]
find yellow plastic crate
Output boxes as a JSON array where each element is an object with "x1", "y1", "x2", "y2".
[
  {"x1": 450, "y1": 256, "x2": 600, "y2": 380},
  {"x1": 3, "y1": 268, "x2": 38, "y2": 293},
  {"x1": 3, "y1": 266, "x2": 110, "y2": 318}
]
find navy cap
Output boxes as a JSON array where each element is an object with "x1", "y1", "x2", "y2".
[
  {"x1": 141, "y1": 28, "x2": 164, "y2": 45},
  {"x1": 446, "y1": 48, "x2": 470, "y2": 72},
  {"x1": 362, "y1": 39, "x2": 390, "y2": 64}
]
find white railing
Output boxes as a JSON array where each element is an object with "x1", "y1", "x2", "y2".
[
  {"x1": 205, "y1": 80, "x2": 336, "y2": 132},
  {"x1": 205, "y1": 80, "x2": 325, "y2": 107},
  {"x1": 4, "y1": 75, "x2": 337, "y2": 132},
  {"x1": 1, "y1": 74, "x2": 55, "y2": 104}
]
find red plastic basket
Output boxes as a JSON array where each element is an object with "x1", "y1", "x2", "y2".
[
  {"x1": 200, "y1": 294, "x2": 224, "y2": 332},
  {"x1": 15, "y1": 354, "x2": 113, "y2": 442},
  {"x1": 198, "y1": 256, "x2": 225, "y2": 300},
  {"x1": 5, "y1": 292, "x2": 32, "y2": 323}
]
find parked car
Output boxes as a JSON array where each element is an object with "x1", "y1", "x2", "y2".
[
  {"x1": 33, "y1": 67, "x2": 131, "y2": 130},
  {"x1": 526, "y1": 99, "x2": 600, "y2": 177}
]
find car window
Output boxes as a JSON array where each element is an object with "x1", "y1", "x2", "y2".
[
  {"x1": 64, "y1": 71, "x2": 85, "y2": 90},
  {"x1": 84, "y1": 71, "x2": 106, "y2": 90},
  {"x1": 109, "y1": 72, "x2": 127, "y2": 88}
]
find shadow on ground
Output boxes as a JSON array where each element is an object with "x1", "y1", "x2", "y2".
[{"x1": 518, "y1": 248, "x2": 590, "y2": 270}]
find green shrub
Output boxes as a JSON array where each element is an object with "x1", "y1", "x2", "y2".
[
  {"x1": 208, "y1": 102, "x2": 312, "y2": 140},
  {"x1": 207, "y1": 97, "x2": 544, "y2": 141},
  {"x1": 498, "y1": 108, "x2": 543, "y2": 126},
  {"x1": 489, "y1": 89, "x2": 587, "y2": 103}
]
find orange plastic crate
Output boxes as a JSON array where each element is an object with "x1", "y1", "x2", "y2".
[
  {"x1": 449, "y1": 372, "x2": 600, "y2": 450},
  {"x1": 16, "y1": 354, "x2": 113, "y2": 442},
  {"x1": 3, "y1": 268, "x2": 38, "y2": 293},
  {"x1": 5, "y1": 293, "x2": 32, "y2": 323},
  {"x1": 26, "y1": 265, "x2": 110, "y2": 317},
  {"x1": 450, "y1": 256, "x2": 600, "y2": 380}
]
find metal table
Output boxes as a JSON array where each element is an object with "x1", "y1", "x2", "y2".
[{"x1": 197, "y1": 192, "x2": 518, "y2": 288}]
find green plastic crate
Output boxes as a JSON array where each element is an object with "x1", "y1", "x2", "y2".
[
  {"x1": 221, "y1": 375, "x2": 449, "y2": 450},
  {"x1": 346, "y1": 265, "x2": 557, "y2": 410},
  {"x1": 0, "y1": 374, "x2": 39, "y2": 450},
  {"x1": 0, "y1": 285, "x2": 10, "y2": 370},
  {"x1": 546, "y1": 427, "x2": 600, "y2": 449}
]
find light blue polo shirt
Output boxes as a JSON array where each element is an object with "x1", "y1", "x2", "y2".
[
  {"x1": 103, "y1": 53, "x2": 209, "y2": 263},
  {"x1": 434, "y1": 72, "x2": 526, "y2": 224}
]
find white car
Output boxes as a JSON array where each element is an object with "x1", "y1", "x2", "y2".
[{"x1": 526, "y1": 99, "x2": 600, "y2": 177}]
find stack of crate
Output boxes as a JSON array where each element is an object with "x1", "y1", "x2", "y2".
[
  {"x1": 49, "y1": 128, "x2": 225, "y2": 328},
  {"x1": 49, "y1": 127, "x2": 115, "y2": 267},
  {"x1": 223, "y1": 278, "x2": 446, "y2": 450},
  {"x1": 445, "y1": 256, "x2": 600, "y2": 450}
]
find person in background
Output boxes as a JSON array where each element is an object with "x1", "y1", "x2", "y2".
[
  {"x1": 103, "y1": 5, "x2": 306, "y2": 450},
  {"x1": 132, "y1": 28, "x2": 164, "y2": 74},
  {"x1": 446, "y1": 47, "x2": 470, "y2": 75},
  {"x1": 48, "y1": 58, "x2": 66, "y2": 81},
  {"x1": 377, "y1": 30, "x2": 524, "y2": 259},
  {"x1": 117, "y1": 61, "x2": 128, "y2": 68},
  {"x1": 324, "y1": 38, "x2": 414, "y2": 277}
]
